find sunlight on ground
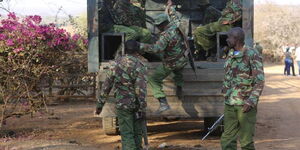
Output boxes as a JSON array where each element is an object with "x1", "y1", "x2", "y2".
[{"x1": 260, "y1": 64, "x2": 300, "y2": 103}]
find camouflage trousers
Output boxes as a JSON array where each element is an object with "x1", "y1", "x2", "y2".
[
  {"x1": 110, "y1": 25, "x2": 152, "y2": 43},
  {"x1": 221, "y1": 105, "x2": 257, "y2": 150},
  {"x1": 193, "y1": 22, "x2": 231, "y2": 52},
  {"x1": 148, "y1": 64, "x2": 184, "y2": 99},
  {"x1": 117, "y1": 108, "x2": 143, "y2": 150}
]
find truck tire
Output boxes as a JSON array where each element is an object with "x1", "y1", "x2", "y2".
[
  {"x1": 204, "y1": 117, "x2": 223, "y2": 136},
  {"x1": 102, "y1": 117, "x2": 119, "y2": 135}
]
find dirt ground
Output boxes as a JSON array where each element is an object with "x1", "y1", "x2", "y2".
[{"x1": 1, "y1": 64, "x2": 300, "y2": 150}]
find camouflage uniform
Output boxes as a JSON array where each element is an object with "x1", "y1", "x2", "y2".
[
  {"x1": 221, "y1": 46, "x2": 265, "y2": 150},
  {"x1": 140, "y1": 6, "x2": 188, "y2": 99},
  {"x1": 99, "y1": 0, "x2": 151, "y2": 43},
  {"x1": 193, "y1": 0, "x2": 242, "y2": 52},
  {"x1": 97, "y1": 54, "x2": 147, "y2": 150},
  {"x1": 130, "y1": 0, "x2": 146, "y2": 8}
]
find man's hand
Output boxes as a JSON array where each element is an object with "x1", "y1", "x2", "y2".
[
  {"x1": 165, "y1": 0, "x2": 173, "y2": 14},
  {"x1": 242, "y1": 103, "x2": 252, "y2": 113},
  {"x1": 221, "y1": 20, "x2": 230, "y2": 25},
  {"x1": 167, "y1": 0, "x2": 173, "y2": 6},
  {"x1": 243, "y1": 100, "x2": 255, "y2": 113}
]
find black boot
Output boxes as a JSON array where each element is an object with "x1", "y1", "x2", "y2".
[
  {"x1": 176, "y1": 86, "x2": 183, "y2": 99},
  {"x1": 155, "y1": 97, "x2": 170, "y2": 114}
]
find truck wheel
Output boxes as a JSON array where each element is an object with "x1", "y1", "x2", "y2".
[
  {"x1": 204, "y1": 117, "x2": 223, "y2": 136},
  {"x1": 102, "y1": 117, "x2": 119, "y2": 135}
]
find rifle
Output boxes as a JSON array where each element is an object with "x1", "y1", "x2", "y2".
[
  {"x1": 202, "y1": 114, "x2": 224, "y2": 140},
  {"x1": 178, "y1": 24, "x2": 197, "y2": 79},
  {"x1": 136, "y1": 111, "x2": 149, "y2": 150}
]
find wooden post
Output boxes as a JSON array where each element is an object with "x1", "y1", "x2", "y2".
[
  {"x1": 243, "y1": 0, "x2": 254, "y2": 47},
  {"x1": 88, "y1": 0, "x2": 99, "y2": 72}
]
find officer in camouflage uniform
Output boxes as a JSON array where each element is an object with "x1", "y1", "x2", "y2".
[
  {"x1": 221, "y1": 27, "x2": 265, "y2": 150},
  {"x1": 193, "y1": 0, "x2": 242, "y2": 60},
  {"x1": 95, "y1": 40, "x2": 147, "y2": 150},
  {"x1": 99, "y1": 0, "x2": 151, "y2": 43},
  {"x1": 139, "y1": 1, "x2": 188, "y2": 114}
]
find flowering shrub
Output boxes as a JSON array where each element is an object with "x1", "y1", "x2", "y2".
[{"x1": 0, "y1": 13, "x2": 88, "y2": 127}]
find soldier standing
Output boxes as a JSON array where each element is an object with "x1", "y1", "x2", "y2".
[
  {"x1": 95, "y1": 40, "x2": 148, "y2": 150},
  {"x1": 193, "y1": 0, "x2": 242, "y2": 61},
  {"x1": 139, "y1": 0, "x2": 188, "y2": 114},
  {"x1": 221, "y1": 27, "x2": 265, "y2": 150}
]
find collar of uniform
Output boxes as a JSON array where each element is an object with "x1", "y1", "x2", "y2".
[{"x1": 228, "y1": 46, "x2": 248, "y2": 59}]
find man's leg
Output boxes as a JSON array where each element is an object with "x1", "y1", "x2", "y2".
[
  {"x1": 148, "y1": 65, "x2": 172, "y2": 113},
  {"x1": 133, "y1": 113, "x2": 143, "y2": 150},
  {"x1": 287, "y1": 62, "x2": 291, "y2": 75},
  {"x1": 110, "y1": 25, "x2": 138, "y2": 40},
  {"x1": 129, "y1": 26, "x2": 152, "y2": 43},
  {"x1": 148, "y1": 64, "x2": 172, "y2": 99},
  {"x1": 117, "y1": 109, "x2": 138, "y2": 150},
  {"x1": 284, "y1": 62, "x2": 287, "y2": 75},
  {"x1": 237, "y1": 106, "x2": 257, "y2": 150},
  {"x1": 193, "y1": 22, "x2": 231, "y2": 52},
  {"x1": 297, "y1": 61, "x2": 300, "y2": 75},
  {"x1": 292, "y1": 62, "x2": 296, "y2": 76},
  {"x1": 221, "y1": 105, "x2": 239, "y2": 150}
]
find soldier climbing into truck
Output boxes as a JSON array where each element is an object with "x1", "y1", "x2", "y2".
[{"x1": 138, "y1": 0, "x2": 189, "y2": 114}]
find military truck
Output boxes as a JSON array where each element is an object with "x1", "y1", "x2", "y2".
[{"x1": 87, "y1": 0, "x2": 254, "y2": 135}]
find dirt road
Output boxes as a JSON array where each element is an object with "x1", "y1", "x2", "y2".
[{"x1": 0, "y1": 64, "x2": 300, "y2": 150}]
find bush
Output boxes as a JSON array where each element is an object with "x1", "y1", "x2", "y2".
[
  {"x1": 0, "y1": 13, "x2": 87, "y2": 127},
  {"x1": 255, "y1": 3, "x2": 300, "y2": 62}
]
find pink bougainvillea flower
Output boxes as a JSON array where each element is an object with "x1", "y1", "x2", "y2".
[
  {"x1": 13, "y1": 48, "x2": 24, "y2": 53},
  {"x1": 0, "y1": 34, "x2": 6, "y2": 40},
  {"x1": 6, "y1": 39, "x2": 14, "y2": 46},
  {"x1": 7, "y1": 12, "x2": 17, "y2": 20},
  {"x1": 72, "y1": 34, "x2": 80, "y2": 41},
  {"x1": 32, "y1": 15, "x2": 42, "y2": 24}
]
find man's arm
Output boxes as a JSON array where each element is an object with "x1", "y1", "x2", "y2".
[
  {"x1": 246, "y1": 52, "x2": 265, "y2": 106},
  {"x1": 165, "y1": 0, "x2": 180, "y2": 27},
  {"x1": 135, "y1": 64, "x2": 147, "y2": 111},
  {"x1": 140, "y1": 31, "x2": 171, "y2": 54},
  {"x1": 95, "y1": 64, "x2": 116, "y2": 114}
]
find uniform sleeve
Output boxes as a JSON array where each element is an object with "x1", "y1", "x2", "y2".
[
  {"x1": 247, "y1": 52, "x2": 265, "y2": 106},
  {"x1": 140, "y1": 31, "x2": 171, "y2": 54},
  {"x1": 97, "y1": 64, "x2": 116, "y2": 108},
  {"x1": 167, "y1": 6, "x2": 180, "y2": 27},
  {"x1": 135, "y1": 64, "x2": 147, "y2": 110}
]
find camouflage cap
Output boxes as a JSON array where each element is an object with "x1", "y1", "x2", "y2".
[
  {"x1": 153, "y1": 13, "x2": 168, "y2": 25},
  {"x1": 197, "y1": 0, "x2": 210, "y2": 6}
]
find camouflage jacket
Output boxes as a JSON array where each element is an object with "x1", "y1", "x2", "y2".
[
  {"x1": 109, "y1": 0, "x2": 146, "y2": 27},
  {"x1": 218, "y1": 0, "x2": 242, "y2": 24},
  {"x1": 222, "y1": 46, "x2": 265, "y2": 106},
  {"x1": 99, "y1": 0, "x2": 146, "y2": 32},
  {"x1": 97, "y1": 54, "x2": 147, "y2": 110},
  {"x1": 140, "y1": 6, "x2": 188, "y2": 70}
]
